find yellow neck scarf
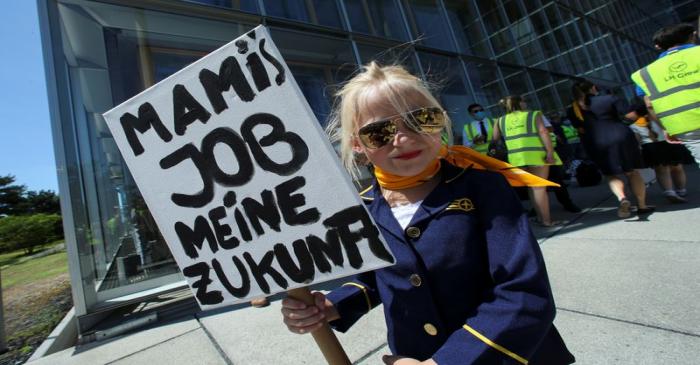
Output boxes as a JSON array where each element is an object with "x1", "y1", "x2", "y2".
[
  {"x1": 572, "y1": 102, "x2": 584, "y2": 121},
  {"x1": 374, "y1": 145, "x2": 559, "y2": 190},
  {"x1": 634, "y1": 116, "x2": 649, "y2": 127}
]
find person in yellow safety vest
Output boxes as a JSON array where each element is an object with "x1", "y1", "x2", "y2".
[
  {"x1": 630, "y1": 23, "x2": 700, "y2": 165},
  {"x1": 492, "y1": 95, "x2": 562, "y2": 227},
  {"x1": 561, "y1": 123, "x2": 580, "y2": 144},
  {"x1": 462, "y1": 103, "x2": 495, "y2": 154}
]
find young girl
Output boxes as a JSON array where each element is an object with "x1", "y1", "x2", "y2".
[{"x1": 279, "y1": 63, "x2": 574, "y2": 364}]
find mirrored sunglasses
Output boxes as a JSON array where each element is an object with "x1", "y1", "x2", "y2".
[{"x1": 357, "y1": 107, "x2": 447, "y2": 149}]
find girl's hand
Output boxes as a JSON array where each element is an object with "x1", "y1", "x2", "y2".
[
  {"x1": 281, "y1": 291, "x2": 332, "y2": 334},
  {"x1": 382, "y1": 355, "x2": 437, "y2": 365},
  {"x1": 545, "y1": 151, "x2": 555, "y2": 164}
]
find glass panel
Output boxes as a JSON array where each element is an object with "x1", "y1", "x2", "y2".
[
  {"x1": 55, "y1": 1, "x2": 255, "y2": 307},
  {"x1": 356, "y1": 43, "x2": 418, "y2": 74},
  {"x1": 501, "y1": 67, "x2": 530, "y2": 96},
  {"x1": 402, "y1": 0, "x2": 455, "y2": 51},
  {"x1": 464, "y1": 61, "x2": 505, "y2": 113},
  {"x1": 184, "y1": 0, "x2": 259, "y2": 12},
  {"x1": 443, "y1": 0, "x2": 488, "y2": 55},
  {"x1": 536, "y1": 86, "x2": 560, "y2": 113},
  {"x1": 268, "y1": 28, "x2": 356, "y2": 125},
  {"x1": 262, "y1": 0, "x2": 344, "y2": 28},
  {"x1": 418, "y1": 53, "x2": 470, "y2": 143},
  {"x1": 343, "y1": 0, "x2": 408, "y2": 40}
]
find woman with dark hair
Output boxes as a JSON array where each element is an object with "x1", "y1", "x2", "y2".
[
  {"x1": 566, "y1": 81, "x2": 652, "y2": 218},
  {"x1": 492, "y1": 95, "x2": 562, "y2": 226}
]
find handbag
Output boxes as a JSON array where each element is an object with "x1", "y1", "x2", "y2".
[
  {"x1": 487, "y1": 116, "x2": 508, "y2": 162},
  {"x1": 487, "y1": 139, "x2": 508, "y2": 162}
]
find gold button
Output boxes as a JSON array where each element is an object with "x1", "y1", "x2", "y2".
[
  {"x1": 406, "y1": 226, "x2": 421, "y2": 238},
  {"x1": 409, "y1": 274, "x2": 422, "y2": 287},
  {"x1": 423, "y1": 323, "x2": 438, "y2": 336}
]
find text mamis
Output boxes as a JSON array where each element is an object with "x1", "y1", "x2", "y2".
[
  {"x1": 119, "y1": 36, "x2": 285, "y2": 157},
  {"x1": 182, "y1": 204, "x2": 394, "y2": 305}
]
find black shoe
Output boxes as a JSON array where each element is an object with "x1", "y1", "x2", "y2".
[
  {"x1": 563, "y1": 203, "x2": 582, "y2": 213},
  {"x1": 637, "y1": 206, "x2": 656, "y2": 215}
]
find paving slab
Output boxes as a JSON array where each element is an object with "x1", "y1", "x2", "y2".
[
  {"x1": 542, "y1": 236, "x2": 700, "y2": 335},
  {"x1": 198, "y1": 298, "x2": 387, "y2": 364},
  {"x1": 27, "y1": 317, "x2": 201, "y2": 365},
  {"x1": 110, "y1": 329, "x2": 226, "y2": 365},
  {"x1": 555, "y1": 309, "x2": 700, "y2": 365}
]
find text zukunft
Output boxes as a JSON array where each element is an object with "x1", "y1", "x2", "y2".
[{"x1": 111, "y1": 29, "x2": 393, "y2": 306}]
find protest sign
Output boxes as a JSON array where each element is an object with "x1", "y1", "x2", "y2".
[{"x1": 102, "y1": 25, "x2": 395, "y2": 311}]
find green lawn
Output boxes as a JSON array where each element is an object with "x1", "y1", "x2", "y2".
[{"x1": 0, "y1": 248, "x2": 68, "y2": 289}]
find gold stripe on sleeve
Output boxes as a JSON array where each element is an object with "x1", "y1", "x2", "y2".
[
  {"x1": 342, "y1": 282, "x2": 372, "y2": 312},
  {"x1": 462, "y1": 324, "x2": 528, "y2": 364}
]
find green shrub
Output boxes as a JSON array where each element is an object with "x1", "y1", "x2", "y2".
[{"x1": 0, "y1": 214, "x2": 63, "y2": 254}]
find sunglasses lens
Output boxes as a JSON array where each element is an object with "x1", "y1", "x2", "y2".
[
  {"x1": 405, "y1": 107, "x2": 446, "y2": 134},
  {"x1": 358, "y1": 121, "x2": 397, "y2": 148}
]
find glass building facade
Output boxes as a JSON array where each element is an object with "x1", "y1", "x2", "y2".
[{"x1": 38, "y1": 0, "x2": 698, "y2": 332}]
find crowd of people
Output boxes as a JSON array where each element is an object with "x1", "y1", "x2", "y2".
[
  {"x1": 462, "y1": 23, "x2": 698, "y2": 224},
  {"x1": 258, "y1": 22, "x2": 697, "y2": 365}
]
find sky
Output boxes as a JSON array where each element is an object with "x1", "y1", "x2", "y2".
[{"x1": 0, "y1": 1, "x2": 57, "y2": 192}]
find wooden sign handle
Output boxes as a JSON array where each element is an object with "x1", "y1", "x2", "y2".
[{"x1": 287, "y1": 287, "x2": 352, "y2": 365}]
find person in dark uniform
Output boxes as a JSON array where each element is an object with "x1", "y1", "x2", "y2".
[
  {"x1": 279, "y1": 63, "x2": 574, "y2": 365},
  {"x1": 568, "y1": 80, "x2": 653, "y2": 218}
]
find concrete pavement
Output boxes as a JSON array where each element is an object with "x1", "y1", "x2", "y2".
[{"x1": 28, "y1": 167, "x2": 700, "y2": 364}]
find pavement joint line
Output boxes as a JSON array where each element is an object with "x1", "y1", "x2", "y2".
[
  {"x1": 558, "y1": 307, "x2": 700, "y2": 338},
  {"x1": 538, "y1": 193, "x2": 614, "y2": 245},
  {"x1": 103, "y1": 327, "x2": 201, "y2": 364},
  {"x1": 545, "y1": 236, "x2": 700, "y2": 244},
  {"x1": 195, "y1": 313, "x2": 236, "y2": 365},
  {"x1": 352, "y1": 342, "x2": 389, "y2": 364}
]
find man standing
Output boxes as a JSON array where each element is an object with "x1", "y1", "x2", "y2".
[
  {"x1": 631, "y1": 23, "x2": 700, "y2": 162},
  {"x1": 462, "y1": 103, "x2": 495, "y2": 154}
]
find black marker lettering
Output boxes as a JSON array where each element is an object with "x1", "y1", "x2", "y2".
[
  {"x1": 212, "y1": 257, "x2": 250, "y2": 298},
  {"x1": 183, "y1": 262, "x2": 223, "y2": 305},
  {"x1": 241, "y1": 113, "x2": 309, "y2": 176},
  {"x1": 259, "y1": 38, "x2": 285, "y2": 86},
  {"x1": 201, "y1": 128, "x2": 254, "y2": 187},
  {"x1": 120, "y1": 102, "x2": 173, "y2": 156},
  {"x1": 241, "y1": 189, "x2": 281, "y2": 236},
  {"x1": 234, "y1": 207, "x2": 253, "y2": 242},
  {"x1": 199, "y1": 56, "x2": 255, "y2": 114},
  {"x1": 173, "y1": 84, "x2": 211, "y2": 136},
  {"x1": 305, "y1": 232, "x2": 344, "y2": 273},
  {"x1": 274, "y1": 240, "x2": 315, "y2": 284},
  {"x1": 160, "y1": 144, "x2": 214, "y2": 208},
  {"x1": 275, "y1": 176, "x2": 320, "y2": 226},
  {"x1": 208, "y1": 206, "x2": 239, "y2": 250},
  {"x1": 246, "y1": 52, "x2": 271, "y2": 92},
  {"x1": 174, "y1": 215, "x2": 217, "y2": 259},
  {"x1": 243, "y1": 251, "x2": 288, "y2": 294},
  {"x1": 323, "y1": 205, "x2": 394, "y2": 269}
]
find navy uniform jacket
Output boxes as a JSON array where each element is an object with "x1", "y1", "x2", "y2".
[{"x1": 327, "y1": 162, "x2": 574, "y2": 364}]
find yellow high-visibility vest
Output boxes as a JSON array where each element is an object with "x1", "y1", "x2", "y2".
[
  {"x1": 500, "y1": 111, "x2": 561, "y2": 167},
  {"x1": 562, "y1": 124, "x2": 580, "y2": 143},
  {"x1": 631, "y1": 46, "x2": 700, "y2": 136},
  {"x1": 463, "y1": 118, "x2": 494, "y2": 154}
]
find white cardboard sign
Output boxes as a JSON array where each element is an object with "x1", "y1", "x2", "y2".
[{"x1": 103, "y1": 25, "x2": 394, "y2": 310}]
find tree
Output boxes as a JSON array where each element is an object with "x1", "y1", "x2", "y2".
[
  {"x1": 0, "y1": 175, "x2": 60, "y2": 216},
  {"x1": 0, "y1": 175, "x2": 27, "y2": 216},
  {"x1": 0, "y1": 214, "x2": 63, "y2": 254},
  {"x1": 23, "y1": 190, "x2": 61, "y2": 215}
]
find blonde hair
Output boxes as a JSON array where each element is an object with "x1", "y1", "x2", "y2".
[
  {"x1": 326, "y1": 62, "x2": 451, "y2": 180},
  {"x1": 499, "y1": 95, "x2": 525, "y2": 113}
]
